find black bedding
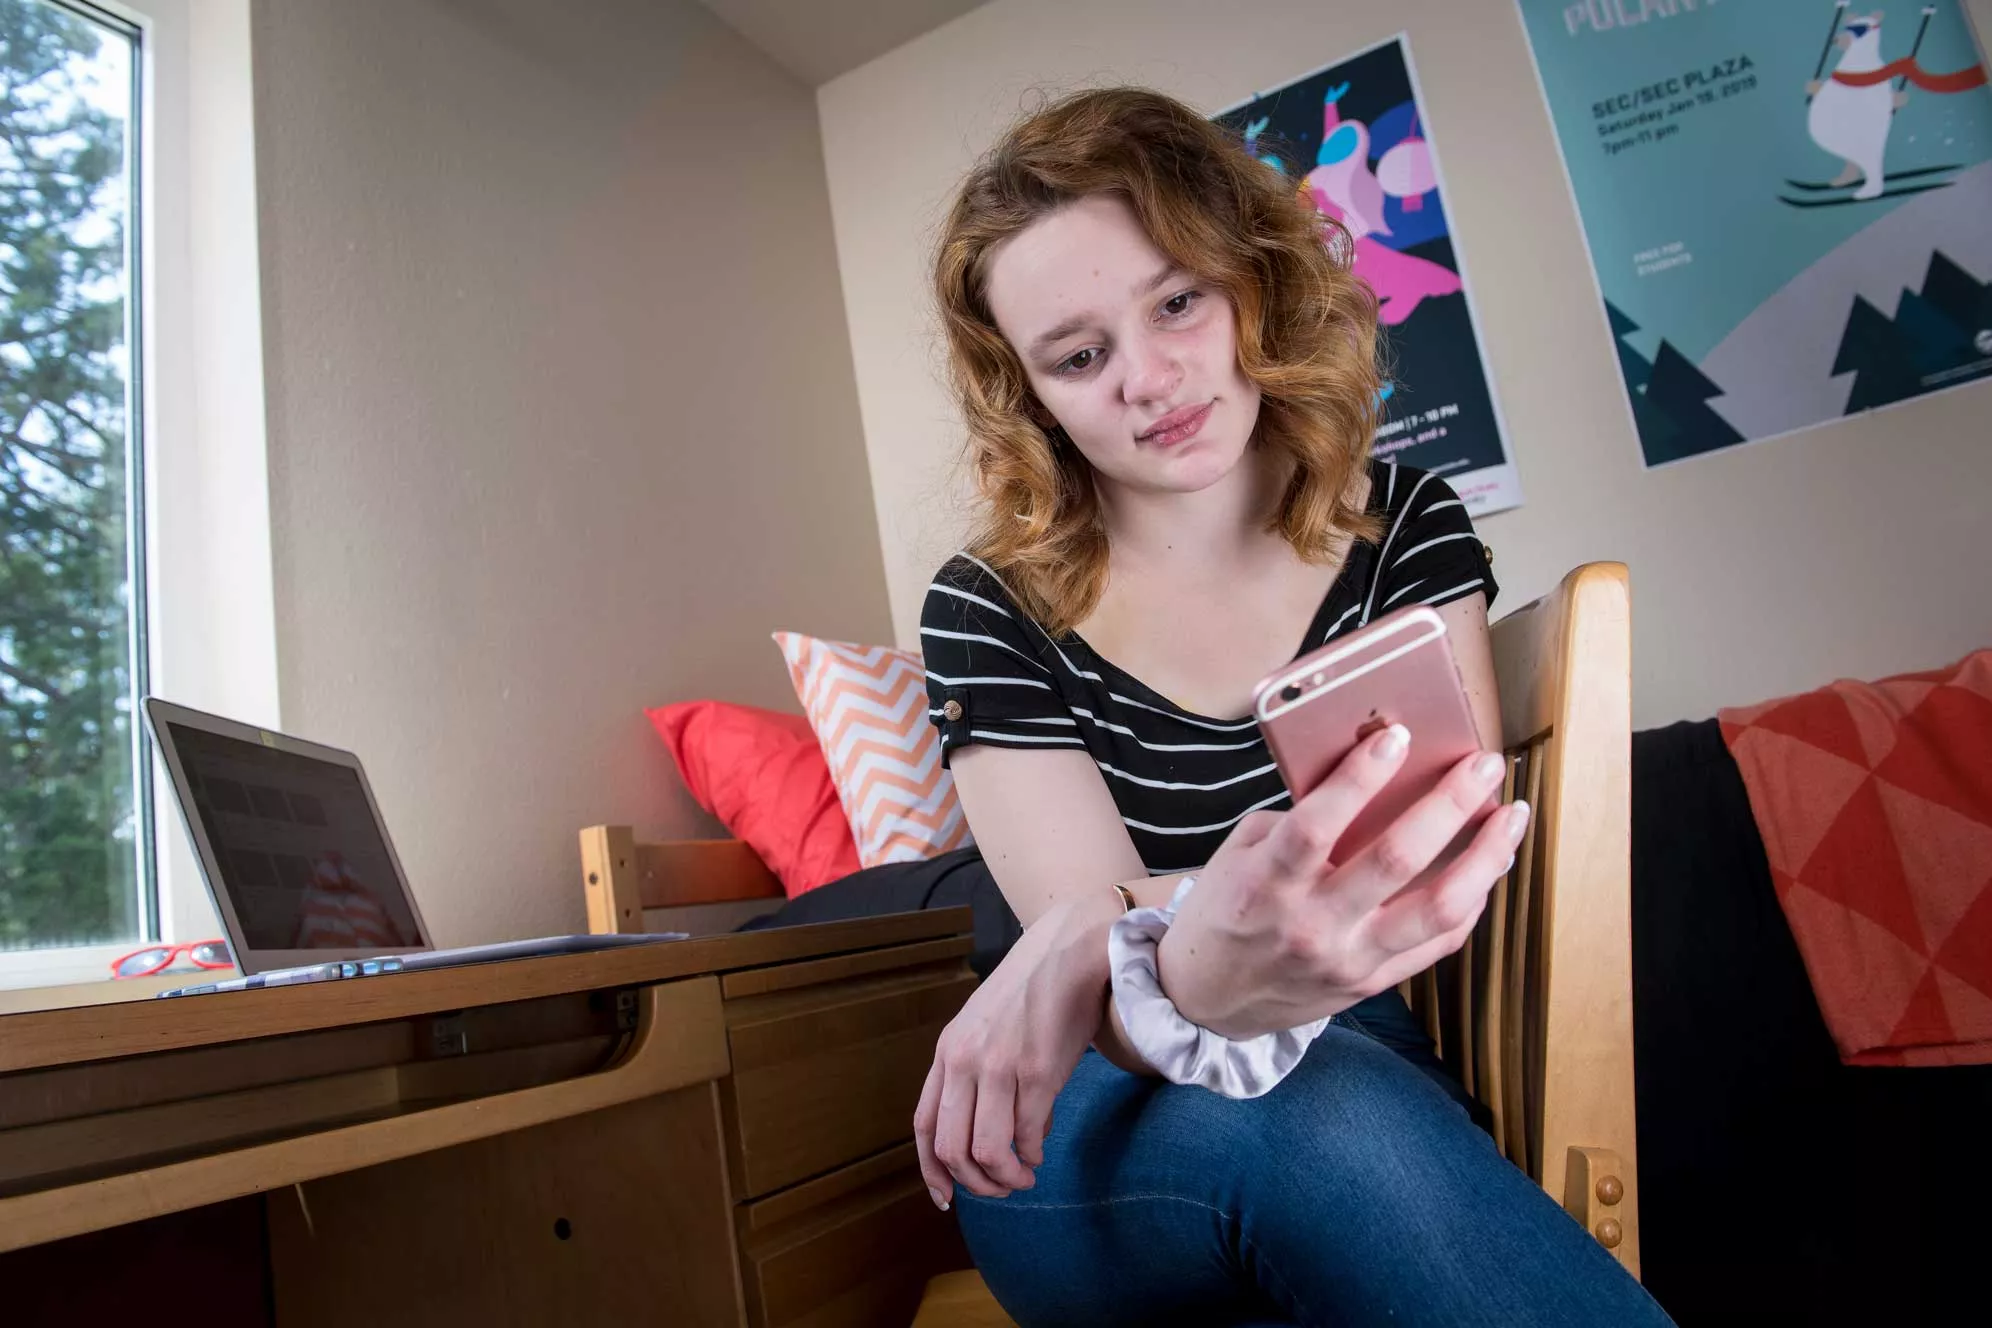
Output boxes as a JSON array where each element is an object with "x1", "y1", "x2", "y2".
[
  {"x1": 1632, "y1": 719, "x2": 1991, "y2": 1324},
  {"x1": 737, "y1": 845, "x2": 1021, "y2": 978}
]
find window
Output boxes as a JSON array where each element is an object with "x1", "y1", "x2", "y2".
[{"x1": 0, "y1": 0, "x2": 152, "y2": 960}]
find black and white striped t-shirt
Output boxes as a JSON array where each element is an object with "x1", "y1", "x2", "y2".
[{"x1": 920, "y1": 460, "x2": 1497, "y2": 876}]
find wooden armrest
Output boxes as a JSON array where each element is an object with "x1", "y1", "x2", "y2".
[
  {"x1": 1411, "y1": 563, "x2": 1640, "y2": 1277},
  {"x1": 1562, "y1": 1146, "x2": 1631, "y2": 1258},
  {"x1": 579, "y1": 828, "x2": 783, "y2": 933}
]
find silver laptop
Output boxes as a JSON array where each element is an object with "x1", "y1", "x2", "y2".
[{"x1": 143, "y1": 698, "x2": 678, "y2": 996}]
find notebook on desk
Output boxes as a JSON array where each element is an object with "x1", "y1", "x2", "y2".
[{"x1": 142, "y1": 698, "x2": 681, "y2": 998}]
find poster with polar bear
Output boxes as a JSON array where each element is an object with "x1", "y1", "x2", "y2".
[
  {"x1": 1215, "y1": 37, "x2": 1522, "y2": 515},
  {"x1": 1518, "y1": 0, "x2": 1992, "y2": 466}
]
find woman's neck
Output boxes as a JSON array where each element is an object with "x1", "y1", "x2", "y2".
[{"x1": 1097, "y1": 446, "x2": 1291, "y2": 582}]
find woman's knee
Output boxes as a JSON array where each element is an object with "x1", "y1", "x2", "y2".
[
  {"x1": 1024, "y1": 1035, "x2": 1495, "y2": 1223},
  {"x1": 1232, "y1": 1028, "x2": 1496, "y2": 1197},
  {"x1": 1271, "y1": 1025, "x2": 1466, "y2": 1120}
]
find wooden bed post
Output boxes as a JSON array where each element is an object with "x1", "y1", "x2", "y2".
[
  {"x1": 579, "y1": 824, "x2": 645, "y2": 934},
  {"x1": 578, "y1": 830, "x2": 787, "y2": 937}
]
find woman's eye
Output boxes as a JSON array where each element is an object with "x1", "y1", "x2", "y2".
[
  {"x1": 1161, "y1": 290, "x2": 1202, "y2": 318},
  {"x1": 1056, "y1": 348, "x2": 1099, "y2": 376}
]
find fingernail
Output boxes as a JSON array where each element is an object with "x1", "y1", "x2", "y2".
[
  {"x1": 1501, "y1": 853, "x2": 1516, "y2": 876},
  {"x1": 929, "y1": 1187, "x2": 950, "y2": 1212},
  {"x1": 1375, "y1": 724, "x2": 1409, "y2": 759},
  {"x1": 1507, "y1": 801, "x2": 1532, "y2": 844},
  {"x1": 1474, "y1": 751, "x2": 1505, "y2": 783}
]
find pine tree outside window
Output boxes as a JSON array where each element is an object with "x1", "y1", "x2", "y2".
[{"x1": 0, "y1": 0, "x2": 152, "y2": 963}]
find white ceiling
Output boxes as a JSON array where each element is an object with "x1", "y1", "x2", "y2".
[{"x1": 696, "y1": 0, "x2": 988, "y2": 86}]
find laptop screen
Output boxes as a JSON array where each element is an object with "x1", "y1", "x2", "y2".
[{"x1": 165, "y1": 722, "x2": 428, "y2": 952}]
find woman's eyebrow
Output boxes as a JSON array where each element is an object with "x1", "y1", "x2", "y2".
[
  {"x1": 1027, "y1": 265, "x2": 1183, "y2": 358},
  {"x1": 1029, "y1": 314, "x2": 1094, "y2": 358},
  {"x1": 1133, "y1": 263, "x2": 1180, "y2": 297}
]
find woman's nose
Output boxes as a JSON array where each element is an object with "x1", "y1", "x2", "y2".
[{"x1": 1121, "y1": 337, "x2": 1181, "y2": 406}]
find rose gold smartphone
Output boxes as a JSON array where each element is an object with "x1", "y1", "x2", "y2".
[{"x1": 1253, "y1": 605, "x2": 1495, "y2": 861}]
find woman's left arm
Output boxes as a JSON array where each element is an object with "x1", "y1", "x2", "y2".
[{"x1": 1434, "y1": 593, "x2": 1503, "y2": 754}]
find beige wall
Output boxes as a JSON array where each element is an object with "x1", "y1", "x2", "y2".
[
  {"x1": 252, "y1": 0, "x2": 890, "y2": 943},
  {"x1": 819, "y1": 0, "x2": 1992, "y2": 730}
]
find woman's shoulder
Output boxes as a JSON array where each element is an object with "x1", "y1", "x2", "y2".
[
  {"x1": 923, "y1": 552, "x2": 1040, "y2": 641},
  {"x1": 921, "y1": 553, "x2": 1070, "y2": 697},
  {"x1": 1365, "y1": 457, "x2": 1468, "y2": 523},
  {"x1": 928, "y1": 551, "x2": 1021, "y2": 612},
  {"x1": 1361, "y1": 457, "x2": 1498, "y2": 610}
]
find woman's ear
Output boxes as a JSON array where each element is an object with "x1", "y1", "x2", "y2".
[{"x1": 1024, "y1": 397, "x2": 1068, "y2": 447}]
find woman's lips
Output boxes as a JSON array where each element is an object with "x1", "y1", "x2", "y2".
[{"x1": 1137, "y1": 400, "x2": 1214, "y2": 447}]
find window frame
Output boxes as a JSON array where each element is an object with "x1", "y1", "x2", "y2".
[{"x1": 0, "y1": 0, "x2": 278, "y2": 992}]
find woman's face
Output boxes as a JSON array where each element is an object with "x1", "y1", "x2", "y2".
[{"x1": 983, "y1": 194, "x2": 1262, "y2": 499}]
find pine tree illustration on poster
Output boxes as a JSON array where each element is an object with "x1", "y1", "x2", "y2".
[
  {"x1": 1832, "y1": 252, "x2": 1992, "y2": 412},
  {"x1": 1607, "y1": 302, "x2": 1675, "y2": 456},
  {"x1": 1609, "y1": 249, "x2": 1990, "y2": 465},
  {"x1": 1605, "y1": 301, "x2": 1743, "y2": 466},
  {"x1": 1835, "y1": 298, "x2": 1925, "y2": 414}
]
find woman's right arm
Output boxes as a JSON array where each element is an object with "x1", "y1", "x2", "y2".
[
  {"x1": 911, "y1": 742, "x2": 1183, "y2": 1211},
  {"x1": 947, "y1": 742, "x2": 1190, "y2": 1053},
  {"x1": 949, "y1": 743, "x2": 1153, "y2": 927}
]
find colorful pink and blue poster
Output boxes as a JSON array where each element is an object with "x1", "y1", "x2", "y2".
[
  {"x1": 1518, "y1": 2, "x2": 1992, "y2": 466},
  {"x1": 1216, "y1": 36, "x2": 1523, "y2": 516}
]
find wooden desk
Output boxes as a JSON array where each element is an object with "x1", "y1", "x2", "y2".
[{"x1": 0, "y1": 910, "x2": 975, "y2": 1327}]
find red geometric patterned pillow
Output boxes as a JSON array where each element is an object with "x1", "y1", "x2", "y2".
[{"x1": 1719, "y1": 650, "x2": 1992, "y2": 1066}]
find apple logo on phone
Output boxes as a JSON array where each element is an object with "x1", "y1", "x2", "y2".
[{"x1": 1355, "y1": 712, "x2": 1389, "y2": 742}]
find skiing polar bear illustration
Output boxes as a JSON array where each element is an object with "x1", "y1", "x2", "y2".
[{"x1": 1806, "y1": 12, "x2": 1910, "y2": 200}]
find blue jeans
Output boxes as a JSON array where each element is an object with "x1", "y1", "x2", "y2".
[{"x1": 955, "y1": 993, "x2": 1674, "y2": 1327}]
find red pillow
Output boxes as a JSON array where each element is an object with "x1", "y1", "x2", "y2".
[{"x1": 646, "y1": 700, "x2": 861, "y2": 897}]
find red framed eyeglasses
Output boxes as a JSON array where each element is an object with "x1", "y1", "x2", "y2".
[{"x1": 110, "y1": 939, "x2": 233, "y2": 979}]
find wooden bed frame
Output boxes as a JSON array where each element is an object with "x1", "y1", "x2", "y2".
[
  {"x1": 581, "y1": 562, "x2": 1640, "y2": 1324},
  {"x1": 579, "y1": 830, "x2": 787, "y2": 933}
]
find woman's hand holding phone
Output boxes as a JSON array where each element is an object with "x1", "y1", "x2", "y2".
[{"x1": 1157, "y1": 723, "x2": 1531, "y2": 1040}]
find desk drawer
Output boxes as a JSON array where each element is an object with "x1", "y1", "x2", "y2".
[
  {"x1": 738, "y1": 1143, "x2": 966, "y2": 1328},
  {"x1": 722, "y1": 962, "x2": 974, "y2": 1200}
]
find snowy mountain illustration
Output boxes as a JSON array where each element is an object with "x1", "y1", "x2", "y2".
[{"x1": 1699, "y1": 161, "x2": 1992, "y2": 442}]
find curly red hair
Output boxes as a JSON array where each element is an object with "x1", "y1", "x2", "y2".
[{"x1": 934, "y1": 87, "x2": 1384, "y2": 636}]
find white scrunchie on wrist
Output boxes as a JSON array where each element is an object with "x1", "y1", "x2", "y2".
[{"x1": 1108, "y1": 875, "x2": 1331, "y2": 1099}]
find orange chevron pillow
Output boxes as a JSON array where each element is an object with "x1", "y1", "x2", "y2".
[{"x1": 773, "y1": 632, "x2": 972, "y2": 867}]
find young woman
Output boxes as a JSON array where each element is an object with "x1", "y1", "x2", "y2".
[{"x1": 912, "y1": 89, "x2": 1672, "y2": 1327}]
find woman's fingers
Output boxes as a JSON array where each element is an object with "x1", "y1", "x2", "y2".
[
  {"x1": 970, "y1": 1072, "x2": 1036, "y2": 1192},
  {"x1": 1269, "y1": 723, "x2": 1413, "y2": 877},
  {"x1": 1369, "y1": 899, "x2": 1487, "y2": 994},
  {"x1": 932, "y1": 1056, "x2": 1007, "y2": 1198},
  {"x1": 912, "y1": 1059, "x2": 954, "y2": 1209},
  {"x1": 1368, "y1": 810, "x2": 1517, "y2": 985},
  {"x1": 1225, "y1": 808, "x2": 1282, "y2": 852},
  {"x1": 1369, "y1": 798, "x2": 1530, "y2": 956},
  {"x1": 1327, "y1": 750, "x2": 1509, "y2": 919},
  {"x1": 1013, "y1": 1073, "x2": 1057, "y2": 1170}
]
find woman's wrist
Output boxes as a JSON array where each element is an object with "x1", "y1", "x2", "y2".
[
  {"x1": 1021, "y1": 874, "x2": 1205, "y2": 1077},
  {"x1": 1032, "y1": 885, "x2": 1162, "y2": 1073},
  {"x1": 1109, "y1": 876, "x2": 1329, "y2": 1096},
  {"x1": 1154, "y1": 924, "x2": 1227, "y2": 1033},
  {"x1": 1040, "y1": 886, "x2": 1120, "y2": 980}
]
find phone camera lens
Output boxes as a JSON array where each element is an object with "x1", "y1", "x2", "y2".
[{"x1": 1279, "y1": 683, "x2": 1303, "y2": 702}]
